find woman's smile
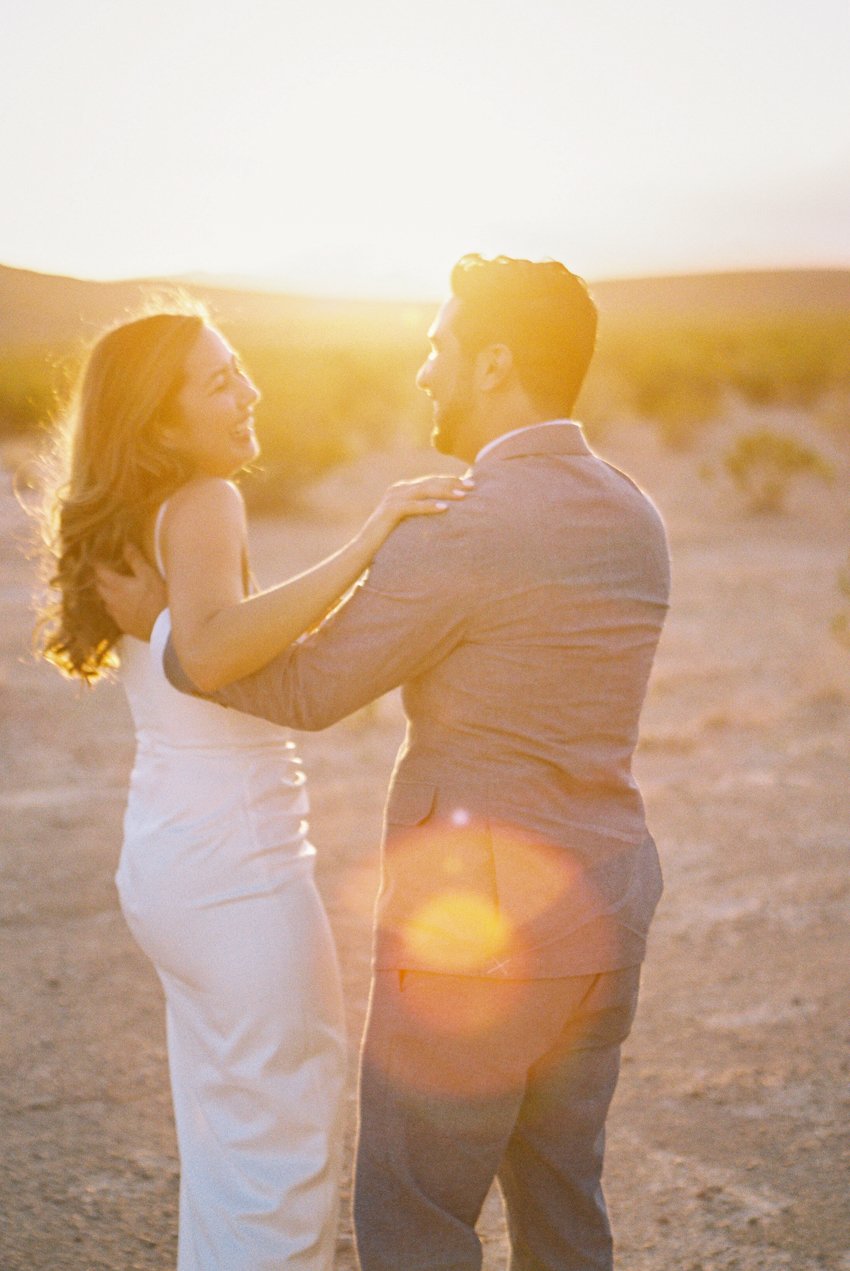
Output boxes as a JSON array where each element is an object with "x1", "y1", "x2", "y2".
[
  {"x1": 231, "y1": 412, "x2": 256, "y2": 441},
  {"x1": 170, "y1": 327, "x2": 262, "y2": 476}
]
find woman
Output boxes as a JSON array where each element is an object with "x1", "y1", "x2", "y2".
[{"x1": 36, "y1": 307, "x2": 470, "y2": 1269}]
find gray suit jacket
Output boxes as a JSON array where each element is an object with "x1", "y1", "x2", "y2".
[{"x1": 167, "y1": 423, "x2": 671, "y2": 976}]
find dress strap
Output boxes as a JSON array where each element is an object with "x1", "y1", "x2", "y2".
[{"x1": 153, "y1": 500, "x2": 169, "y2": 579}]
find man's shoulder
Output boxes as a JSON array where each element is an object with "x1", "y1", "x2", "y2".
[
  {"x1": 595, "y1": 459, "x2": 669, "y2": 533},
  {"x1": 365, "y1": 490, "x2": 494, "y2": 594}
]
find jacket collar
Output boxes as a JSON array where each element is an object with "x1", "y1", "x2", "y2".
[{"x1": 474, "y1": 420, "x2": 591, "y2": 466}]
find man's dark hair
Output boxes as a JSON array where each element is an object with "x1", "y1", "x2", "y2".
[{"x1": 450, "y1": 254, "x2": 598, "y2": 417}]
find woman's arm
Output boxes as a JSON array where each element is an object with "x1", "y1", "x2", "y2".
[{"x1": 162, "y1": 474, "x2": 470, "y2": 692}]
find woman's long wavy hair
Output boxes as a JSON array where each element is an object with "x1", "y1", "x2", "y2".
[{"x1": 35, "y1": 307, "x2": 209, "y2": 683}]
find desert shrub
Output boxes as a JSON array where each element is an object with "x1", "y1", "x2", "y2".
[
  {"x1": 226, "y1": 334, "x2": 429, "y2": 508},
  {"x1": 720, "y1": 317, "x2": 850, "y2": 410},
  {"x1": 633, "y1": 372, "x2": 721, "y2": 449},
  {"x1": 831, "y1": 552, "x2": 850, "y2": 649},
  {"x1": 816, "y1": 387, "x2": 850, "y2": 434},
  {"x1": 0, "y1": 323, "x2": 430, "y2": 511},
  {"x1": 587, "y1": 323, "x2": 723, "y2": 447},
  {"x1": 584, "y1": 314, "x2": 850, "y2": 448},
  {"x1": 722, "y1": 429, "x2": 834, "y2": 513},
  {"x1": 0, "y1": 346, "x2": 75, "y2": 435},
  {"x1": 5, "y1": 300, "x2": 850, "y2": 496}
]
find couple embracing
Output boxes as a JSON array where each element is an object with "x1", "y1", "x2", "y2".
[{"x1": 39, "y1": 254, "x2": 670, "y2": 1270}]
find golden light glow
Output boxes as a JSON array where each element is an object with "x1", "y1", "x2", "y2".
[
  {"x1": 4, "y1": 4, "x2": 848, "y2": 293},
  {"x1": 396, "y1": 971, "x2": 527, "y2": 1048},
  {"x1": 351, "y1": 813, "x2": 625, "y2": 1094},
  {"x1": 401, "y1": 890, "x2": 511, "y2": 975},
  {"x1": 380, "y1": 817, "x2": 587, "y2": 965}
]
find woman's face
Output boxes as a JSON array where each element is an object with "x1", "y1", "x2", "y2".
[{"x1": 168, "y1": 326, "x2": 261, "y2": 477}]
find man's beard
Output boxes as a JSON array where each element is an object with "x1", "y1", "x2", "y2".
[{"x1": 430, "y1": 388, "x2": 473, "y2": 460}]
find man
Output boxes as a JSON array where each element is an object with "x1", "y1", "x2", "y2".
[{"x1": 105, "y1": 255, "x2": 670, "y2": 1269}]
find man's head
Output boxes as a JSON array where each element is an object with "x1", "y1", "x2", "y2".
[
  {"x1": 416, "y1": 254, "x2": 598, "y2": 462},
  {"x1": 416, "y1": 252, "x2": 597, "y2": 462}
]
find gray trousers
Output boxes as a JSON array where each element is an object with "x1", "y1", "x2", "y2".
[{"x1": 353, "y1": 964, "x2": 642, "y2": 1271}]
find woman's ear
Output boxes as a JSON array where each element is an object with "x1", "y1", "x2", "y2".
[
  {"x1": 156, "y1": 417, "x2": 182, "y2": 453},
  {"x1": 476, "y1": 343, "x2": 514, "y2": 392}
]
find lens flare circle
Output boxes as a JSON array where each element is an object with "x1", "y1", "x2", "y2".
[{"x1": 402, "y1": 889, "x2": 511, "y2": 973}]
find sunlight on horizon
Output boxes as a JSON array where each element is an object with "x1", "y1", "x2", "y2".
[{"x1": 2, "y1": 0, "x2": 849, "y2": 297}]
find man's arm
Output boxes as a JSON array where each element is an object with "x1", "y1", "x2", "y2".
[{"x1": 165, "y1": 512, "x2": 470, "y2": 731}]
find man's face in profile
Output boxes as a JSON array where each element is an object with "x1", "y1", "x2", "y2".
[{"x1": 416, "y1": 298, "x2": 477, "y2": 461}]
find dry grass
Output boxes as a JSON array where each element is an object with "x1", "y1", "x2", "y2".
[{"x1": 2, "y1": 415, "x2": 849, "y2": 1268}]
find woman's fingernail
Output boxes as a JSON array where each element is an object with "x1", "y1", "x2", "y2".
[{"x1": 434, "y1": 501, "x2": 448, "y2": 510}]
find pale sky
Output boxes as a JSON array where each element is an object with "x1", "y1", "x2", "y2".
[{"x1": 2, "y1": 0, "x2": 848, "y2": 297}]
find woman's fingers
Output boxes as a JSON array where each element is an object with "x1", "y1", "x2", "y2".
[
  {"x1": 397, "y1": 481, "x2": 473, "y2": 516},
  {"x1": 123, "y1": 541, "x2": 150, "y2": 571},
  {"x1": 395, "y1": 475, "x2": 474, "y2": 501},
  {"x1": 418, "y1": 475, "x2": 474, "y2": 496},
  {"x1": 374, "y1": 473, "x2": 475, "y2": 527}
]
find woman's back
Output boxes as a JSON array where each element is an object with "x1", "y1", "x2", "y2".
[
  {"x1": 120, "y1": 606, "x2": 293, "y2": 752},
  {"x1": 122, "y1": 497, "x2": 290, "y2": 746},
  {"x1": 118, "y1": 504, "x2": 313, "y2": 880}
]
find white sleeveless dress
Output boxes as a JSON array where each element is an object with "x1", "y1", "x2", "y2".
[{"x1": 115, "y1": 505, "x2": 347, "y2": 1270}]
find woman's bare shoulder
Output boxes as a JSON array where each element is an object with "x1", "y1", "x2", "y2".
[{"x1": 166, "y1": 478, "x2": 246, "y2": 528}]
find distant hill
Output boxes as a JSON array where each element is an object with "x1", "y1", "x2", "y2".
[
  {"x1": 591, "y1": 269, "x2": 850, "y2": 321},
  {"x1": 0, "y1": 265, "x2": 435, "y2": 349},
  {"x1": 1, "y1": 263, "x2": 849, "y2": 349}
]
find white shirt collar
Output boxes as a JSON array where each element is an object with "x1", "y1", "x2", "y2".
[{"x1": 475, "y1": 419, "x2": 580, "y2": 464}]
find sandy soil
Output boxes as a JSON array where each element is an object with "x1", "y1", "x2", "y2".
[{"x1": 1, "y1": 419, "x2": 849, "y2": 1270}]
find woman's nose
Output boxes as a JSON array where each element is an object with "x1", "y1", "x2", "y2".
[{"x1": 242, "y1": 376, "x2": 260, "y2": 405}]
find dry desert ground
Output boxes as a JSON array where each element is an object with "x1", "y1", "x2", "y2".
[{"x1": 1, "y1": 416, "x2": 849, "y2": 1270}]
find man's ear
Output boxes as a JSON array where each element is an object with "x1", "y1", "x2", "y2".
[{"x1": 476, "y1": 343, "x2": 514, "y2": 392}]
